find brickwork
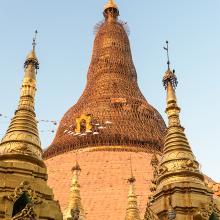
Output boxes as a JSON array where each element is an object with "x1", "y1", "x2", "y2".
[
  {"x1": 44, "y1": 18, "x2": 166, "y2": 159},
  {"x1": 45, "y1": 150, "x2": 154, "y2": 220}
]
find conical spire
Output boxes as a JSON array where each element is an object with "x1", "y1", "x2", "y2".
[
  {"x1": 65, "y1": 157, "x2": 86, "y2": 220},
  {"x1": 0, "y1": 31, "x2": 43, "y2": 164},
  {"x1": 143, "y1": 41, "x2": 218, "y2": 220},
  {"x1": 156, "y1": 41, "x2": 204, "y2": 188},
  {"x1": 125, "y1": 158, "x2": 141, "y2": 220},
  {"x1": 44, "y1": 0, "x2": 165, "y2": 159}
]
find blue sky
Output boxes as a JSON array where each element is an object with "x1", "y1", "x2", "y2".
[{"x1": 0, "y1": 0, "x2": 219, "y2": 181}]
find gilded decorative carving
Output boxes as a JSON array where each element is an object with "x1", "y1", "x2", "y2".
[
  {"x1": 150, "y1": 153, "x2": 159, "y2": 192},
  {"x1": 144, "y1": 205, "x2": 159, "y2": 220},
  {"x1": 8, "y1": 181, "x2": 42, "y2": 205},
  {"x1": 67, "y1": 208, "x2": 80, "y2": 220},
  {"x1": 1, "y1": 141, "x2": 42, "y2": 159},
  {"x1": 194, "y1": 199, "x2": 220, "y2": 219}
]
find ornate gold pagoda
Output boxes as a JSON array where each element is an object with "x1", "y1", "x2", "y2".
[
  {"x1": 144, "y1": 43, "x2": 220, "y2": 219},
  {"x1": 0, "y1": 35, "x2": 62, "y2": 219},
  {"x1": 64, "y1": 158, "x2": 86, "y2": 220}
]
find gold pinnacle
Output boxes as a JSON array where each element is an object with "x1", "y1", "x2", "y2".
[{"x1": 104, "y1": 0, "x2": 118, "y2": 10}]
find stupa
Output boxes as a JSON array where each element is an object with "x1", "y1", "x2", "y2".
[
  {"x1": 0, "y1": 33, "x2": 62, "y2": 219},
  {"x1": 44, "y1": 1, "x2": 166, "y2": 219}
]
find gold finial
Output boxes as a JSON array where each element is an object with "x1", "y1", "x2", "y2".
[
  {"x1": 103, "y1": 0, "x2": 119, "y2": 20},
  {"x1": 32, "y1": 30, "x2": 38, "y2": 51},
  {"x1": 72, "y1": 152, "x2": 81, "y2": 174},
  {"x1": 163, "y1": 41, "x2": 177, "y2": 90},
  {"x1": 104, "y1": 0, "x2": 118, "y2": 10},
  {"x1": 163, "y1": 41, "x2": 171, "y2": 70},
  {"x1": 25, "y1": 30, "x2": 39, "y2": 69},
  {"x1": 162, "y1": 41, "x2": 178, "y2": 112}
]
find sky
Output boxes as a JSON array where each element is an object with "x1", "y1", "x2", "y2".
[{"x1": 0, "y1": 0, "x2": 219, "y2": 181}]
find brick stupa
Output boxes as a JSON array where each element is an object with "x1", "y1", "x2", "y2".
[{"x1": 44, "y1": 1, "x2": 166, "y2": 219}]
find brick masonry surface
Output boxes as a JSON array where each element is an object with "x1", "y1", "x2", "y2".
[{"x1": 45, "y1": 150, "x2": 154, "y2": 220}]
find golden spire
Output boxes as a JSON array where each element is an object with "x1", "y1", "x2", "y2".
[
  {"x1": 125, "y1": 157, "x2": 141, "y2": 220},
  {"x1": 156, "y1": 41, "x2": 204, "y2": 188},
  {"x1": 103, "y1": 0, "x2": 119, "y2": 21},
  {"x1": 65, "y1": 156, "x2": 86, "y2": 220},
  {"x1": 0, "y1": 31, "x2": 43, "y2": 162}
]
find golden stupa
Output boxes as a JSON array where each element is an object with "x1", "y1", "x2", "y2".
[{"x1": 0, "y1": 34, "x2": 62, "y2": 219}]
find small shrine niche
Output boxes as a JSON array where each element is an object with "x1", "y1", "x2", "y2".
[
  {"x1": 12, "y1": 193, "x2": 31, "y2": 217},
  {"x1": 75, "y1": 114, "x2": 92, "y2": 133}
]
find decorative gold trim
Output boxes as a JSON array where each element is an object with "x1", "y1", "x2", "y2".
[
  {"x1": 8, "y1": 181, "x2": 42, "y2": 205},
  {"x1": 194, "y1": 199, "x2": 220, "y2": 219},
  {"x1": 12, "y1": 203, "x2": 36, "y2": 220},
  {"x1": 144, "y1": 206, "x2": 159, "y2": 220}
]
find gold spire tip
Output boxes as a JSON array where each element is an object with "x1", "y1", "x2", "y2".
[
  {"x1": 32, "y1": 30, "x2": 38, "y2": 51},
  {"x1": 162, "y1": 41, "x2": 178, "y2": 90},
  {"x1": 163, "y1": 40, "x2": 170, "y2": 70},
  {"x1": 72, "y1": 161, "x2": 81, "y2": 172},
  {"x1": 104, "y1": 0, "x2": 118, "y2": 10},
  {"x1": 24, "y1": 30, "x2": 39, "y2": 69}
]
